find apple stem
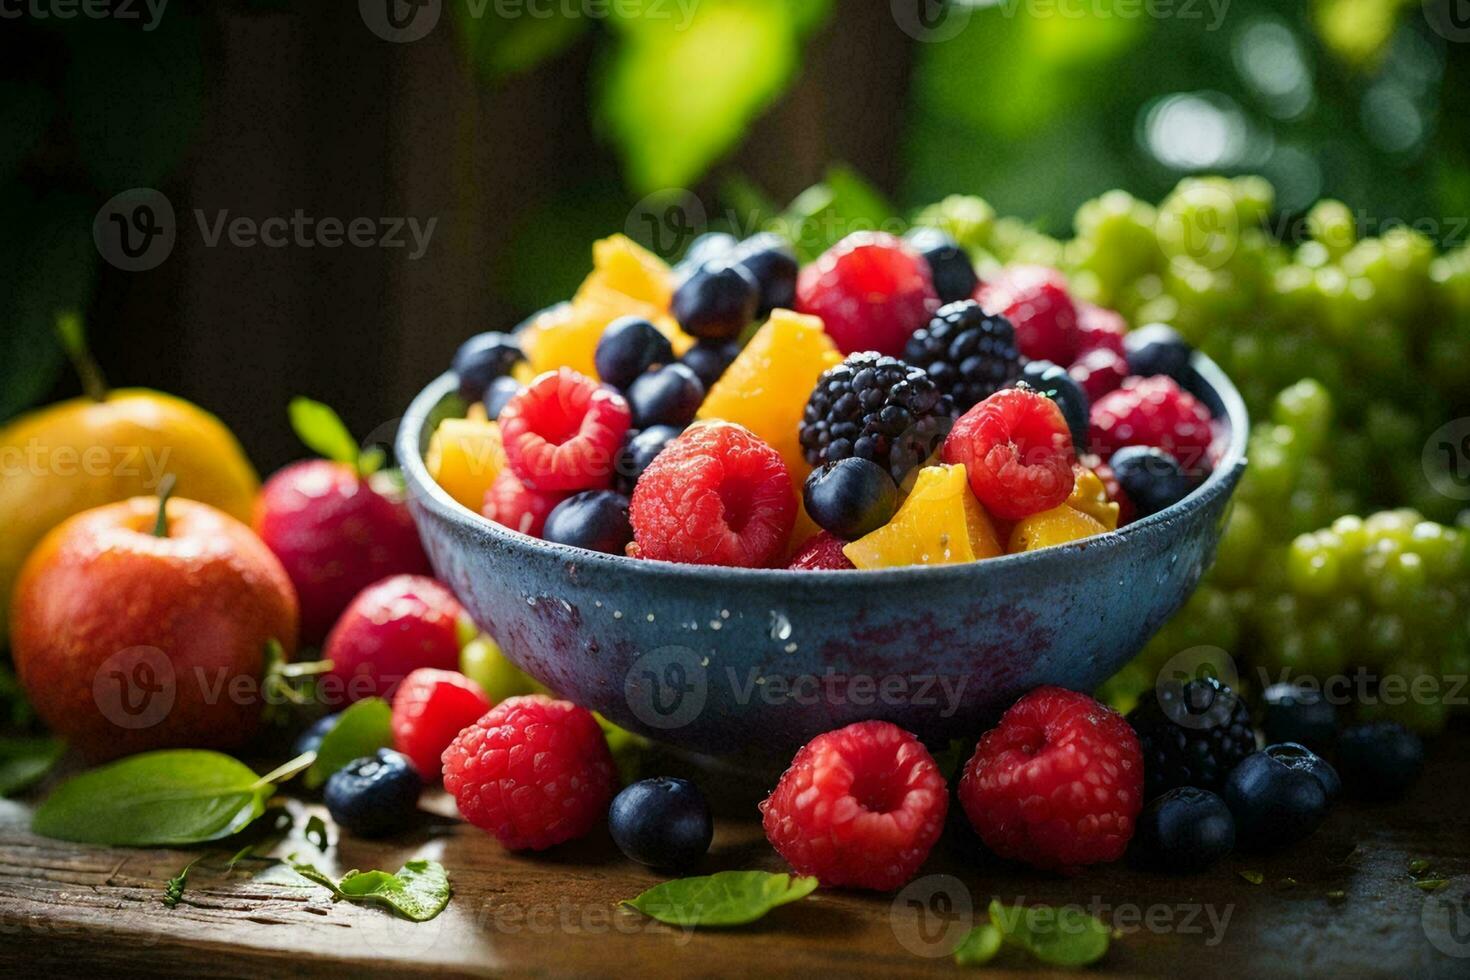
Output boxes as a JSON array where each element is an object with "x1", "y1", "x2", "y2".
[
  {"x1": 153, "y1": 474, "x2": 177, "y2": 537},
  {"x1": 54, "y1": 311, "x2": 110, "y2": 403}
]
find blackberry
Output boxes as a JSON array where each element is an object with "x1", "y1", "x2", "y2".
[
  {"x1": 799, "y1": 353, "x2": 954, "y2": 484},
  {"x1": 1127, "y1": 676, "x2": 1256, "y2": 799},
  {"x1": 904, "y1": 301, "x2": 1021, "y2": 410}
]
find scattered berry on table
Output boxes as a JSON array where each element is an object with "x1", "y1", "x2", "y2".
[
  {"x1": 1124, "y1": 323, "x2": 1193, "y2": 380},
  {"x1": 499, "y1": 368, "x2": 631, "y2": 492},
  {"x1": 1127, "y1": 675, "x2": 1255, "y2": 798},
  {"x1": 904, "y1": 226, "x2": 979, "y2": 304},
  {"x1": 594, "y1": 316, "x2": 675, "y2": 390},
  {"x1": 671, "y1": 259, "x2": 759, "y2": 341},
  {"x1": 760, "y1": 720, "x2": 948, "y2": 891},
  {"x1": 324, "y1": 574, "x2": 465, "y2": 704},
  {"x1": 941, "y1": 386, "x2": 1074, "y2": 521},
  {"x1": 732, "y1": 232, "x2": 799, "y2": 317},
  {"x1": 796, "y1": 231, "x2": 939, "y2": 356},
  {"x1": 1020, "y1": 359, "x2": 1090, "y2": 453},
  {"x1": 482, "y1": 468, "x2": 569, "y2": 537},
  {"x1": 680, "y1": 338, "x2": 742, "y2": 387},
  {"x1": 541, "y1": 490, "x2": 634, "y2": 555},
  {"x1": 482, "y1": 376, "x2": 523, "y2": 421},
  {"x1": 800, "y1": 352, "x2": 953, "y2": 485},
  {"x1": 324, "y1": 748, "x2": 423, "y2": 838},
  {"x1": 613, "y1": 425, "x2": 682, "y2": 496},
  {"x1": 786, "y1": 531, "x2": 857, "y2": 570},
  {"x1": 1335, "y1": 722, "x2": 1423, "y2": 800},
  {"x1": 1223, "y1": 745, "x2": 1332, "y2": 848},
  {"x1": 1068, "y1": 347, "x2": 1128, "y2": 403},
  {"x1": 293, "y1": 712, "x2": 340, "y2": 758},
  {"x1": 975, "y1": 265, "x2": 1080, "y2": 365},
  {"x1": 1109, "y1": 446, "x2": 1194, "y2": 518},
  {"x1": 903, "y1": 300, "x2": 1021, "y2": 411},
  {"x1": 1075, "y1": 302, "x2": 1128, "y2": 357},
  {"x1": 609, "y1": 776, "x2": 714, "y2": 870},
  {"x1": 1128, "y1": 787, "x2": 1235, "y2": 874},
  {"x1": 802, "y1": 457, "x2": 899, "y2": 541},
  {"x1": 629, "y1": 421, "x2": 795, "y2": 567},
  {"x1": 1259, "y1": 683, "x2": 1337, "y2": 752},
  {"x1": 1089, "y1": 375, "x2": 1215, "y2": 468},
  {"x1": 452, "y1": 331, "x2": 523, "y2": 402},
  {"x1": 1268, "y1": 741, "x2": 1340, "y2": 801},
  {"x1": 391, "y1": 668, "x2": 493, "y2": 778},
  {"x1": 626, "y1": 363, "x2": 705, "y2": 429},
  {"x1": 441, "y1": 695, "x2": 617, "y2": 851},
  {"x1": 958, "y1": 686, "x2": 1143, "y2": 872}
]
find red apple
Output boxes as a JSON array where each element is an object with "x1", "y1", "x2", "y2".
[{"x1": 324, "y1": 574, "x2": 464, "y2": 704}]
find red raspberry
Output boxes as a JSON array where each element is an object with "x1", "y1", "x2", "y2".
[
  {"x1": 500, "y1": 368, "x2": 631, "y2": 491},
  {"x1": 760, "y1": 721, "x2": 948, "y2": 891},
  {"x1": 324, "y1": 575, "x2": 465, "y2": 704},
  {"x1": 441, "y1": 694, "x2": 616, "y2": 851},
  {"x1": 796, "y1": 231, "x2": 939, "y2": 356},
  {"x1": 482, "y1": 469, "x2": 568, "y2": 538},
  {"x1": 1075, "y1": 302, "x2": 1128, "y2": 357},
  {"x1": 786, "y1": 532, "x2": 856, "y2": 570},
  {"x1": 1068, "y1": 347, "x2": 1128, "y2": 402},
  {"x1": 958, "y1": 686, "x2": 1142, "y2": 873},
  {"x1": 942, "y1": 387, "x2": 1075, "y2": 521},
  {"x1": 1089, "y1": 376, "x2": 1214, "y2": 470},
  {"x1": 391, "y1": 668, "x2": 492, "y2": 778},
  {"x1": 975, "y1": 265, "x2": 1079, "y2": 365},
  {"x1": 629, "y1": 421, "x2": 795, "y2": 567}
]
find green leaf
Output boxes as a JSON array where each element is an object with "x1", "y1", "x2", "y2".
[
  {"x1": 455, "y1": 5, "x2": 589, "y2": 81},
  {"x1": 0, "y1": 737, "x2": 64, "y2": 798},
  {"x1": 953, "y1": 922, "x2": 1003, "y2": 966},
  {"x1": 988, "y1": 900, "x2": 1110, "y2": 968},
  {"x1": 773, "y1": 166, "x2": 895, "y2": 261},
  {"x1": 305, "y1": 697, "x2": 392, "y2": 789},
  {"x1": 32, "y1": 750, "x2": 270, "y2": 846},
  {"x1": 290, "y1": 858, "x2": 451, "y2": 922},
  {"x1": 163, "y1": 856, "x2": 202, "y2": 909},
  {"x1": 288, "y1": 397, "x2": 360, "y2": 466},
  {"x1": 304, "y1": 815, "x2": 330, "y2": 851},
  {"x1": 622, "y1": 870, "x2": 818, "y2": 928}
]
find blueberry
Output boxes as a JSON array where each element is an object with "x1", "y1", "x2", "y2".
[
  {"x1": 1260, "y1": 683, "x2": 1337, "y2": 752},
  {"x1": 1129, "y1": 787, "x2": 1235, "y2": 873},
  {"x1": 1110, "y1": 446, "x2": 1193, "y2": 517},
  {"x1": 1018, "y1": 361, "x2": 1088, "y2": 453},
  {"x1": 680, "y1": 339, "x2": 742, "y2": 387},
  {"x1": 324, "y1": 748, "x2": 422, "y2": 838},
  {"x1": 1224, "y1": 745, "x2": 1332, "y2": 848},
  {"x1": 594, "y1": 316, "x2": 675, "y2": 391},
  {"x1": 904, "y1": 226, "x2": 978, "y2": 304},
  {"x1": 292, "y1": 712, "x2": 339, "y2": 757},
  {"x1": 452, "y1": 332, "x2": 523, "y2": 402},
  {"x1": 1124, "y1": 323, "x2": 1193, "y2": 380},
  {"x1": 614, "y1": 425, "x2": 682, "y2": 495},
  {"x1": 803, "y1": 458, "x2": 898, "y2": 541},
  {"x1": 1266, "y1": 742, "x2": 1340, "y2": 802},
  {"x1": 675, "y1": 232, "x2": 738, "y2": 278},
  {"x1": 626, "y1": 363, "x2": 705, "y2": 428},
  {"x1": 608, "y1": 776, "x2": 713, "y2": 870},
  {"x1": 541, "y1": 490, "x2": 633, "y2": 555},
  {"x1": 483, "y1": 375, "x2": 523, "y2": 420},
  {"x1": 732, "y1": 232, "x2": 798, "y2": 316},
  {"x1": 671, "y1": 259, "x2": 759, "y2": 340},
  {"x1": 1335, "y1": 722, "x2": 1423, "y2": 800}
]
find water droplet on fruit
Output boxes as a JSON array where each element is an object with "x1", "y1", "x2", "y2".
[
  {"x1": 709, "y1": 620, "x2": 723, "y2": 631},
  {"x1": 526, "y1": 596, "x2": 537, "y2": 607},
  {"x1": 613, "y1": 610, "x2": 623, "y2": 620},
  {"x1": 720, "y1": 609, "x2": 731, "y2": 619},
  {"x1": 646, "y1": 613, "x2": 655, "y2": 622},
  {"x1": 769, "y1": 611, "x2": 792, "y2": 641},
  {"x1": 594, "y1": 600, "x2": 603, "y2": 608}
]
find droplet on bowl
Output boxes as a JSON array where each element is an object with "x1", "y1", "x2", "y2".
[{"x1": 769, "y1": 611, "x2": 792, "y2": 642}]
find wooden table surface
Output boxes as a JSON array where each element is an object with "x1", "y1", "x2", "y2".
[{"x1": 2, "y1": 727, "x2": 1468, "y2": 979}]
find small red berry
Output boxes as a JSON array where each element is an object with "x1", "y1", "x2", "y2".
[
  {"x1": 482, "y1": 468, "x2": 569, "y2": 538},
  {"x1": 760, "y1": 720, "x2": 948, "y2": 891},
  {"x1": 786, "y1": 532, "x2": 856, "y2": 570},
  {"x1": 629, "y1": 421, "x2": 795, "y2": 567},
  {"x1": 324, "y1": 575, "x2": 465, "y2": 704},
  {"x1": 942, "y1": 387, "x2": 1075, "y2": 520},
  {"x1": 500, "y1": 368, "x2": 631, "y2": 492},
  {"x1": 975, "y1": 265, "x2": 1079, "y2": 365},
  {"x1": 1068, "y1": 347, "x2": 1128, "y2": 402},
  {"x1": 441, "y1": 694, "x2": 616, "y2": 851},
  {"x1": 1089, "y1": 375, "x2": 1214, "y2": 470},
  {"x1": 796, "y1": 231, "x2": 939, "y2": 356},
  {"x1": 1075, "y1": 302, "x2": 1128, "y2": 357},
  {"x1": 958, "y1": 686, "x2": 1143, "y2": 873},
  {"x1": 391, "y1": 668, "x2": 492, "y2": 778}
]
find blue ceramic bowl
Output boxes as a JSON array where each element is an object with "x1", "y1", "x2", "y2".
[{"x1": 398, "y1": 355, "x2": 1248, "y2": 759}]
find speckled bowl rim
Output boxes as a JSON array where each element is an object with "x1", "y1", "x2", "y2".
[{"x1": 397, "y1": 351, "x2": 1249, "y2": 586}]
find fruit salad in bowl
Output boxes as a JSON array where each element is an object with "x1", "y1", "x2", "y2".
[{"x1": 397, "y1": 229, "x2": 1247, "y2": 757}]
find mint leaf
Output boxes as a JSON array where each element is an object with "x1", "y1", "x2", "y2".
[
  {"x1": 163, "y1": 856, "x2": 202, "y2": 909},
  {"x1": 0, "y1": 736, "x2": 63, "y2": 797},
  {"x1": 290, "y1": 858, "x2": 451, "y2": 922},
  {"x1": 954, "y1": 922, "x2": 1003, "y2": 966},
  {"x1": 305, "y1": 815, "x2": 330, "y2": 851},
  {"x1": 988, "y1": 900, "x2": 1109, "y2": 968},
  {"x1": 622, "y1": 871, "x2": 818, "y2": 928},
  {"x1": 32, "y1": 750, "x2": 271, "y2": 846},
  {"x1": 288, "y1": 397, "x2": 360, "y2": 467},
  {"x1": 306, "y1": 698, "x2": 392, "y2": 789}
]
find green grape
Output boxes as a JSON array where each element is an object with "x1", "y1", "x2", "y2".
[
  {"x1": 1213, "y1": 501, "x2": 1264, "y2": 586},
  {"x1": 1272, "y1": 379, "x2": 1333, "y2": 455},
  {"x1": 1430, "y1": 249, "x2": 1470, "y2": 312},
  {"x1": 913, "y1": 195, "x2": 995, "y2": 252},
  {"x1": 1096, "y1": 659, "x2": 1155, "y2": 716},
  {"x1": 1072, "y1": 190, "x2": 1161, "y2": 295},
  {"x1": 1343, "y1": 227, "x2": 1436, "y2": 322},
  {"x1": 1306, "y1": 199, "x2": 1357, "y2": 258},
  {"x1": 1232, "y1": 175, "x2": 1275, "y2": 227},
  {"x1": 1366, "y1": 550, "x2": 1428, "y2": 611},
  {"x1": 1363, "y1": 612, "x2": 1407, "y2": 668},
  {"x1": 1271, "y1": 263, "x2": 1318, "y2": 317},
  {"x1": 1294, "y1": 240, "x2": 1332, "y2": 269},
  {"x1": 1408, "y1": 522, "x2": 1465, "y2": 581},
  {"x1": 1287, "y1": 532, "x2": 1342, "y2": 598},
  {"x1": 1365, "y1": 507, "x2": 1423, "y2": 542},
  {"x1": 1156, "y1": 177, "x2": 1241, "y2": 270}
]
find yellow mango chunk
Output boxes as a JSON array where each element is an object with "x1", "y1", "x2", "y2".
[
  {"x1": 844, "y1": 464, "x2": 1003, "y2": 569},
  {"x1": 426, "y1": 418, "x2": 506, "y2": 512},
  {"x1": 1008, "y1": 505, "x2": 1108, "y2": 553},
  {"x1": 1067, "y1": 466, "x2": 1119, "y2": 530},
  {"x1": 580, "y1": 234, "x2": 674, "y2": 310}
]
